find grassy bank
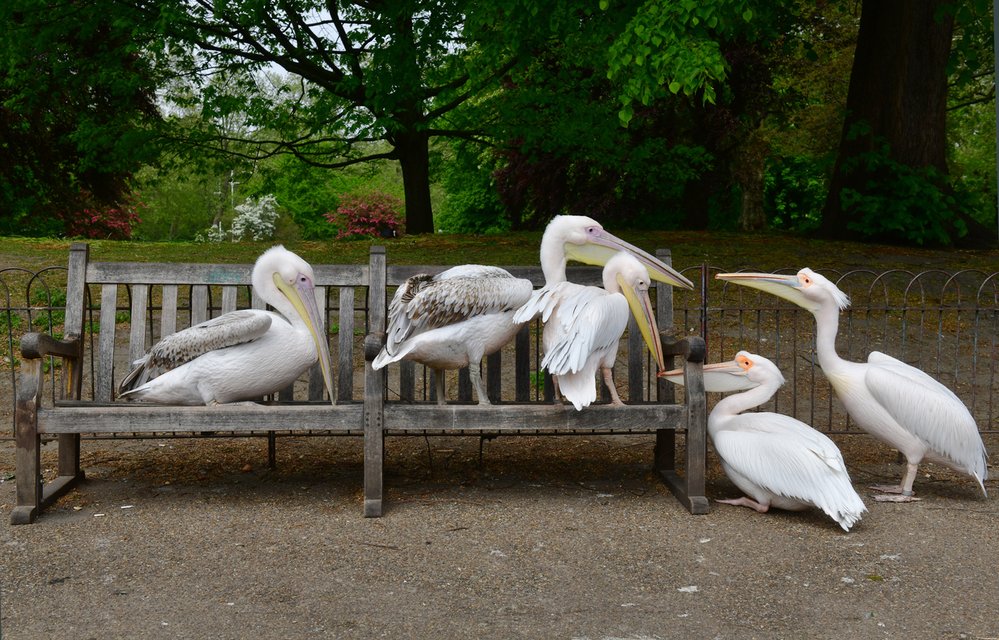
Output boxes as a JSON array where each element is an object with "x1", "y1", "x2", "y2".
[{"x1": 1, "y1": 230, "x2": 997, "y2": 274}]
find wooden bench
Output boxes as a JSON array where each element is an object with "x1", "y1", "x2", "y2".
[
  {"x1": 361, "y1": 246, "x2": 709, "y2": 517},
  {"x1": 13, "y1": 244, "x2": 708, "y2": 524},
  {"x1": 12, "y1": 242, "x2": 367, "y2": 524}
]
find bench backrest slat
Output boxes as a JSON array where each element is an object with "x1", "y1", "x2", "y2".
[
  {"x1": 161, "y1": 285, "x2": 179, "y2": 338},
  {"x1": 96, "y1": 284, "x2": 119, "y2": 403},
  {"x1": 337, "y1": 286, "x2": 355, "y2": 402},
  {"x1": 191, "y1": 285, "x2": 209, "y2": 326},
  {"x1": 221, "y1": 285, "x2": 238, "y2": 314},
  {"x1": 128, "y1": 284, "x2": 149, "y2": 367}
]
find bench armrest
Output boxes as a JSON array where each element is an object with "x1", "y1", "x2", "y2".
[
  {"x1": 662, "y1": 335, "x2": 706, "y2": 364},
  {"x1": 20, "y1": 332, "x2": 81, "y2": 361},
  {"x1": 364, "y1": 332, "x2": 386, "y2": 362}
]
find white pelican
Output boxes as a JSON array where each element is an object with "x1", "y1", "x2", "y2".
[
  {"x1": 537, "y1": 251, "x2": 666, "y2": 410},
  {"x1": 520, "y1": 215, "x2": 694, "y2": 299},
  {"x1": 373, "y1": 215, "x2": 691, "y2": 405},
  {"x1": 717, "y1": 268, "x2": 989, "y2": 502},
  {"x1": 663, "y1": 351, "x2": 867, "y2": 531},
  {"x1": 372, "y1": 265, "x2": 533, "y2": 404},
  {"x1": 118, "y1": 246, "x2": 335, "y2": 405}
]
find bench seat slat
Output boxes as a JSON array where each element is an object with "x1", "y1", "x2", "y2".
[
  {"x1": 39, "y1": 403, "x2": 363, "y2": 434},
  {"x1": 382, "y1": 403, "x2": 683, "y2": 432}
]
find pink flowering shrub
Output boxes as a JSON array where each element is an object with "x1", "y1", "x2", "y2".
[
  {"x1": 325, "y1": 192, "x2": 404, "y2": 239},
  {"x1": 60, "y1": 194, "x2": 144, "y2": 240}
]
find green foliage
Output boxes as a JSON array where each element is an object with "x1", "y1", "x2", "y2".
[
  {"x1": 764, "y1": 155, "x2": 828, "y2": 232},
  {"x1": 529, "y1": 370, "x2": 545, "y2": 396},
  {"x1": 434, "y1": 142, "x2": 510, "y2": 234},
  {"x1": 0, "y1": 0, "x2": 162, "y2": 236},
  {"x1": 131, "y1": 166, "x2": 223, "y2": 241},
  {"x1": 606, "y1": 0, "x2": 759, "y2": 124},
  {"x1": 948, "y1": 100, "x2": 997, "y2": 227},
  {"x1": 838, "y1": 141, "x2": 969, "y2": 246}
]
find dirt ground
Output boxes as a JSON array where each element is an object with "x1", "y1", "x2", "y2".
[{"x1": 1, "y1": 429, "x2": 997, "y2": 640}]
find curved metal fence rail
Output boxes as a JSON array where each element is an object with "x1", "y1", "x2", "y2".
[{"x1": 2, "y1": 264, "x2": 998, "y2": 438}]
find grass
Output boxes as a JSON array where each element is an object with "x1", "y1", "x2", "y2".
[{"x1": 2, "y1": 229, "x2": 998, "y2": 274}]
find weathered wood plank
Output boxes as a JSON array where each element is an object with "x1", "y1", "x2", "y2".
[
  {"x1": 627, "y1": 314, "x2": 643, "y2": 402},
  {"x1": 382, "y1": 403, "x2": 684, "y2": 433},
  {"x1": 191, "y1": 285, "x2": 208, "y2": 326},
  {"x1": 39, "y1": 403, "x2": 364, "y2": 434},
  {"x1": 128, "y1": 284, "x2": 149, "y2": 366},
  {"x1": 514, "y1": 325, "x2": 530, "y2": 401},
  {"x1": 363, "y1": 246, "x2": 387, "y2": 516},
  {"x1": 161, "y1": 284, "x2": 178, "y2": 338},
  {"x1": 309, "y1": 286, "x2": 329, "y2": 402},
  {"x1": 486, "y1": 351, "x2": 501, "y2": 403},
  {"x1": 64, "y1": 243, "x2": 89, "y2": 340},
  {"x1": 221, "y1": 285, "x2": 238, "y2": 314},
  {"x1": 337, "y1": 286, "x2": 354, "y2": 402},
  {"x1": 86, "y1": 262, "x2": 370, "y2": 287},
  {"x1": 96, "y1": 284, "x2": 118, "y2": 403}
]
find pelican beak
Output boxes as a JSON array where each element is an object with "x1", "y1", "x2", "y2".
[
  {"x1": 661, "y1": 359, "x2": 759, "y2": 393},
  {"x1": 274, "y1": 272, "x2": 336, "y2": 405},
  {"x1": 567, "y1": 230, "x2": 694, "y2": 289},
  {"x1": 715, "y1": 272, "x2": 816, "y2": 313},
  {"x1": 618, "y1": 275, "x2": 666, "y2": 374}
]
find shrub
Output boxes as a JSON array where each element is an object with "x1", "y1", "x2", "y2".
[
  {"x1": 325, "y1": 192, "x2": 404, "y2": 239},
  {"x1": 60, "y1": 193, "x2": 144, "y2": 240},
  {"x1": 230, "y1": 194, "x2": 280, "y2": 241},
  {"x1": 195, "y1": 194, "x2": 281, "y2": 243}
]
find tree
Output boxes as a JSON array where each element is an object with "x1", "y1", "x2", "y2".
[
  {"x1": 820, "y1": 0, "x2": 984, "y2": 245},
  {"x1": 123, "y1": 1, "x2": 523, "y2": 234},
  {"x1": 0, "y1": 0, "x2": 161, "y2": 236}
]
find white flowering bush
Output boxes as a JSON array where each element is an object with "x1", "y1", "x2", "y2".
[
  {"x1": 230, "y1": 194, "x2": 279, "y2": 241},
  {"x1": 194, "y1": 222, "x2": 228, "y2": 243},
  {"x1": 196, "y1": 194, "x2": 281, "y2": 243}
]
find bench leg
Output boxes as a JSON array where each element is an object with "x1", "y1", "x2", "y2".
[
  {"x1": 13, "y1": 363, "x2": 43, "y2": 524},
  {"x1": 654, "y1": 429, "x2": 710, "y2": 515},
  {"x1": 57, "y1": 433, "x2": 84, "y2": 481},
  {"x1": 12, "y1": 421, "x2": 42, "y2": 525},
  {"x1": 363, "y1": 362, "x2": 384, "y2": 517}
]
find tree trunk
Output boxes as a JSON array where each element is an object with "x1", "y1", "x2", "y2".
[
  {"x1": 395, "y1": 131, "x2": 434, "y2": 234},
  {"x1": 821, "y1": 0, "x2": 954, "y2": 239},
  {"x1": 735, "y1": 133, "x2": 768, "y2": 231},
  {"x1": 821, "y1": 0, "x2": 954, "y2": 237}
]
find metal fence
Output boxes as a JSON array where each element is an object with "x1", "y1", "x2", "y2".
[{"x1": 2, "y1": 263, "x2": 997, "y2": 438}]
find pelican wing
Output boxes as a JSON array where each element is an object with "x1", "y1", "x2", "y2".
[
  {"x1": 865, "y1": 352, "x2": 987, "y2": 480},
  {"x1": 713, "y1": 413, "x2": 866, "y2": 529},
  {"x1": 118, "y1": 310, "x2": 272, "y2": 393},
  {"x1": 384, "y1": 267, "x2": 532, "y2": 355},
  {"x1": 513, "y1": 280, "x2": 586, "y2": 325},
  {"x1": 541, "y1": 289, "x2": 628, "y2": 376}
]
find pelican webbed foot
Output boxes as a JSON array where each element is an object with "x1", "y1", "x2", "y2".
[
  {"x1": 716, "y1": 496, "x2": 770, "y2": 514},
  {"x1": 870, "y1": 484, "x2": 921, "y2": 502},
  {"x1": 872, "y1": 494, "x2": 922, "y2": 502}
]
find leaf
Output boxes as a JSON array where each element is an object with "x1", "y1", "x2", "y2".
[{"x1": 668, "y1": 81, "x2": 682, "y2": 94}]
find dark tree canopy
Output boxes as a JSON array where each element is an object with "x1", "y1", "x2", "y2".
[{"x1": 0, "y1": 1, "x2": 161, "y2": 236}]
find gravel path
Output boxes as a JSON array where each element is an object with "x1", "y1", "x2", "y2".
[{"x1": 2, "y1": 432, "x2": 997, "y2": 639}]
